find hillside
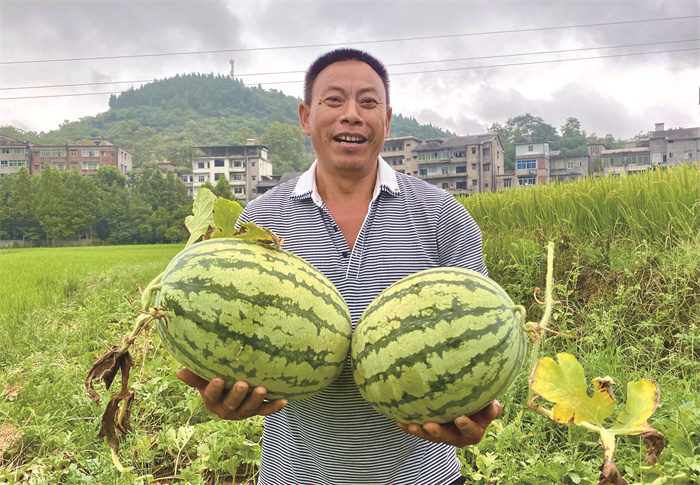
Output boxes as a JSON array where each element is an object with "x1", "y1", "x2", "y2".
[{"x1": 2, "y1": 73, "x2": 454, "y2": 167}]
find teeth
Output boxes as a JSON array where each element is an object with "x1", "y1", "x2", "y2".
[{"x1": 336, "y1": 135, "x2": 364, "y2": 143}]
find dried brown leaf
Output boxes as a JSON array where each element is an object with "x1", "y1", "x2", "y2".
[
  {"x1": 85, "y1": 346, "x2": 125, "y2": 405},
  {"x1": 95, "y1": 352, "x2": 134, "y2": 453},
  {"x1": 598, "y1": 457, "x2": 628, "y2": 485},
  {"x1": 641, "y1": 429, "x2": 666, "y2": 465}
]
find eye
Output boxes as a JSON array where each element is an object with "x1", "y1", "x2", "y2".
[
  {"x1": 360, "y1": 97, "x2": 378, "y2": 107},
  {"x1": 324, "y1": 96, "x2": 343, "y2": 106}
]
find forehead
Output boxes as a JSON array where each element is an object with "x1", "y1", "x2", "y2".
[{"x1": 312, "y1": 60, "x2": 386, "y2": 99}]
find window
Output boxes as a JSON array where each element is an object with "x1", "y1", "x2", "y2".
[
  {"x1": 684, "y1": 151, "x2": 693, "y2": 160},
  {"x1": 82, "y1": 149, "x2": 99, "y2": 157},
  {"x1": 453, "y1": 151, "x2": 466, "y2": 158},
  {"x1": 567, "y1": 161, "x2": 575, "y2": 169},
  {"x1": 40, "y1": 149, "x2": 51, "y2": 157},
  {"x1": 472, "y1": 179, "x2": 478, "y2": 186},
  {"x1": 198, "y1": 162, "x2": 206, "y2": 169},
  {"x1": 503, "y1": 179, "x2": 512, "y2": 188},
  {"x1": 456, "y1": 165, "x2": 466, "y2": 173},
  {"x1": 232, "y1": 174, "x2": 243, "y2": 181},
  {"x1": 471, "y1": 163, "x2": 477, "y2": 170},
  {"x1": 101, "y1": 151, "x2": 108, "y2": 157},
  {"x1": 471, "y1": 147, "x2": 477, "y2": 154},
  {"x1": 516, "y1": 159, "x2": 537, "y2": 170},
  {"x1": 483, "y1": 164, "x2": 490, "y2": 172},
  {"x1": 482, "y1": 147, "x2": 490, "y2": 156},
  {"x1": 251, "y1": 161, "x2": 256, "y2": 167},
  {"x1": 214, "y1": 173, "x2": 224, "y2": 180},
  {"x1": 518, "y1": 177, "x2": 536, "y2": 186},
  {"x1": 214, "y1": 159, "x2": 225, "y2": 167},
  {"x1": 234, "y1": 187, "x2": 245, "y2": 194},
  {"x1": 52, "y1": 149, "x2": 66, "y2": 157},
  {"x1": 233, "y1": 161, "x2": 243, "y2": 167},
  {"x1": 198, "y1": 175, "x2": 206, "y2": 182},
  {"x1": 82, "y1": 162, "x2": 99, "y2": 170},
  {"x1": 71, "y1": 162, "x2": 77, "y2": 170},
  {"x1": 528, "y1": 145, "x2": 534, "y2": 151},
  {"x1": 181, "y1": 176, "x2": 189, "y2": 183},
  {"x1": 418, "y1": 150, "x2": 450, "y2": 161},
  {"x1": 252, "y1": 175, "x2": 256, "y2": 181},
  {"x1": 70, "y1": 149, "x2": 78, "y2": 156},
  {"x1": 654, "y1": 139, "x2": 663, "y2": 146},
  {"x1": 441, "y1": 166, "x2": 449, "y2": 175},
  {"x1": 442, "y1": 183, "x2": 449, "y2": 189}
]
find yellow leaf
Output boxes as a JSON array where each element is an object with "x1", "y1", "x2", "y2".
[{"x1": 610, "y1": 380, "x2": 659, "y2": 434}]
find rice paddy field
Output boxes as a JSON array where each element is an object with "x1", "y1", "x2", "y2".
[{"x1": 0, "y1": 164, "x2": 698, "y2": 484}]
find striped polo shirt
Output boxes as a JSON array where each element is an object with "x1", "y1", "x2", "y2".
[{"x1": 238, "y1": 157, "x2": 487, "y2": 485}]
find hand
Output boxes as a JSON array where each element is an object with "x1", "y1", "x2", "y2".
[
  {"x1": 177, "y1": 368, "x2": 288, "y2": 420},
  {"x1": 397, "y1": 400, "x2": 502, "y2": 447}
]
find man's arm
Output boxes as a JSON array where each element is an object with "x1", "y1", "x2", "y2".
[{"x1": 177, "y1": 368, "x2": 288, "y2": 420}]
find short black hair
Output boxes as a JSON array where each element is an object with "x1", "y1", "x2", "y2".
[{"x1": 303, "y1": 48, "x2": 390, "y2": 107}]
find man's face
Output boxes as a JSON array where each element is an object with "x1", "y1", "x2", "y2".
[{"x1": 299, "y1": 60, "x2": 392, "y2": 175}]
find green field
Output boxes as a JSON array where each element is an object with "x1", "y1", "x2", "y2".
[{"x1": 0, "y1": 165, "x2": 698, "y2": 484}]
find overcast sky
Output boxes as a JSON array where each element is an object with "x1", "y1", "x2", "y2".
[{"x1": 1, "y1": 0, "x2": 698, "y2": 140}]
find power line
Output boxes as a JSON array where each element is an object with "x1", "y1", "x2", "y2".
[
  {"x1": 2, "y1": 15, "x2": 697, "y2": 65},
  {"x1": 1, "y1": 46, "x2": 696, "y2": 101},
  {"x1": 2, "y1": 38, "x2": 697, "y2": 91}
]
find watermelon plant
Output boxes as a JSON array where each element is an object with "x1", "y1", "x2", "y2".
[{"x1": 85, "y1": 188, "x2": 352, "y2": 471}]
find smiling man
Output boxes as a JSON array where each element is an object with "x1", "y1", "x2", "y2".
[{"x1": 178, "y1": 48, "x2": 500, "y2": 485}]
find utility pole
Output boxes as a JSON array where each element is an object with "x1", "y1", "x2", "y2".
[{"x1": 229, "y1": 58, "x2": 235, "y2": 79}]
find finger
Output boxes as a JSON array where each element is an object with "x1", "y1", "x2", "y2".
[
  {"x1": 200, "y1": 377, "x2": 228, "y2": 409},
  {"x1": 454, "y1": 416, "x2": 486, "y2": 446},
  {"x1": 235, "y1": 385, "x2": 268, "y2": 418},
  {"x1": 469, "y1": 400, "x2": 503, "y2": 428},
  {"x1": 255, "y1": 398, "x2": 289, "y2": 417},
  {"x1": 218, "y1": 381, "x2": 251, "y2": 416},
  {"x1": 397, "y1": 423, "x2": 440, "y2": 443},
  {"x1": 176, "y1": 368, "x2": 210, "y2": 392}
]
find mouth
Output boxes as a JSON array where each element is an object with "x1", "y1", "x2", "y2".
[{"x1": 333, "y1": 134, "x2": 367, "y2": 145}]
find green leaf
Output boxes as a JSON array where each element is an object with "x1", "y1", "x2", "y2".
[
  {"x1": 184, "y1": 188, "x2": 216, "y2": 247},
  {"x1": 209, "y1": 197, "x2": 244, "y2": 239},
  {"x1": 530, "y1": 353, "x2": 616, "y2": 427}
]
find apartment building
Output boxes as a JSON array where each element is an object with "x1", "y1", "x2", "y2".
[
  {"x1": 649, "y1": 122, "x2": 700, "y2": 167},
  {"x1": 549, "y1": 151, "x2": 589, "y2": 182},
  {"x1": 412, "y1": 134, "x2": 504, "y2": 195},
  {"x1": 601, "y1": 146, "x2": 651, "y2": 176},
  {"x1": 29, "y1": 137, "x2": 132, "y2": 176},
  {"x1": 380, "y1": 136, "x2": 422, "y2": 175},
  {"x1": 512, "y1": 142, "x2": 550, "y2": 187},
  {"x1": 191, "y1": 142, "x2": 273, "y2": 204},
  {"x1": 0, "y1": 135, "x2": 31, "y2": 177}
]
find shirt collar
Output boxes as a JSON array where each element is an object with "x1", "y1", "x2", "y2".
[{"x1": 290, "y1": 156, "x2": 400, "y2": 207}]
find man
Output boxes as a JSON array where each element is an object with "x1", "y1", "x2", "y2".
[{"x1": 178, "y1": 48, "x2": 501, "y2": 484}]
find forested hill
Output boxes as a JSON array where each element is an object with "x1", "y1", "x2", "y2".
[{"x1": 3, "y1": 73, "x2": 454, "y2": 167}]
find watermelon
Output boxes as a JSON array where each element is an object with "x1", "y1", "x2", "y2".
[
  {"x1": 154, "y1": 238, "x2": 352, "y2": 401},
  {"x1": 351, "y1": 267, "x2": 528, "y2": 424}
]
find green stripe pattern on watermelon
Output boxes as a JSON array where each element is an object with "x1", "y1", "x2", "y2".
[
  {"x1": 154, "y1": 238, "x2": 352, "y2": 401},
  {"x1": 351, "y1": 267, "x2": 528, "y2": 424}
]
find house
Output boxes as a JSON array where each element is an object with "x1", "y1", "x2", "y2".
[
  {"x1": 191, "y1": 141, "x2": 273, "y2": 204},
  {"x1": 0, "y1": 135, "x2": 31, "y2": 177},
  {"x1": 411, "y1": 134, "x2": 504, "y2": 195},
  {"x1": 380, "y1": 136, "x2": 422, "y2": 176},
  {"x1": 512, "y1": 142, "x2": 550, "y2": 187},
  {"x1": 649, "y1": 122, "x2": 700, "y2": 167},
  {"x1": 601, "y1": 146, "x2": 651, "y2": 176},
  {"x1": 29, "y1": 137, "x2": 132, "y2": 176}
]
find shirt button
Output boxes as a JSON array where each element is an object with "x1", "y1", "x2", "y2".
[
  {"x1": 333, "y1": 225, "x2": 339, "y2": 231},
  {"x1": 342, "y1": 251, "x2": 349, "y2": 258}
]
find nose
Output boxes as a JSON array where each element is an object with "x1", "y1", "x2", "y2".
[{"x1": 341, "y1": 100, "x2": 363, "y2": 125}]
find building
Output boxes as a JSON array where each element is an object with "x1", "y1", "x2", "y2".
[
  {"x1": 380, "y1": 136, "x2": 422, "y2": 176},
  {"x1": 548, "y1": 151, "x2": 589, "y2": 183},
  {"x1": 29, "y1": 137, "x2": 132, "y2": 176},
  {"x1": 0, "y1": 135, "x2": 31, "y2": 177},
  {"x1": 601, "y1": 146, "x2": 651, "y2": 176},
  {"x1": 191, "y1": 142, "x2": 273, "y2": 204},
  {"x1": 649, "y1": 122, "x2": 700, "y2": 167},
  {"x1": 512, "y1": 142, "x2": 550, "y2": 187},
  {"x1": 412, "y1": 134, "x2": 504, "y2": 195}
]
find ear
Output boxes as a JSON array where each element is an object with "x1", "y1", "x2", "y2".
[
  {"x1": 385, "y1": 106, "x2": 393, "y2": 138},
  {"x1": 299, "y1": 102, "x2": 312, "y2": 136}
]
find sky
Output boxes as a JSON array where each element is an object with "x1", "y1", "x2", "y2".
[{"x1": 1, "y1": 0, "x2": 698, "y2": 141}]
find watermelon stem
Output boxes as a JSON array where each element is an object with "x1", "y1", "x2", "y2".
[{"x1": 526, "y1": 242, "x2": 556, "y2": 407}]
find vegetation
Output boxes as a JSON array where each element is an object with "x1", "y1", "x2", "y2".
[
  {"x1": 1, "y1": 165, "x2": 697, "y2": 484},
  {"x1": 0, "y1": 73, "x2": 453, "y2": 169}
]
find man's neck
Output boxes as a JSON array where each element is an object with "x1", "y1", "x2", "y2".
[{"x1": 314, "y1": 160, "x2": 377, "y2": 207}]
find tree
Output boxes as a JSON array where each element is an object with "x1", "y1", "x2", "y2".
[
  {"x1": 5, "y1": 167, "x2": 40, "y2": 242},
  {"x1": 560, "y1": 117, "x2": 583, "y2": 138},
  {"x1": 232, "y1": 126, "x2": 258, "y2": 145},
  {"x1": 214, "y1": 175, "x2": 234, "y2": 200},
  {"x1": 261, "y1": 121, "x2": 311, "y2": 174},
  {"x1": 34, "y1": 165, "x2": 69, "y2": 244},
  {"x1": 505, "y1": 113, "x2": 558, "y2": 143},
  {"x1": 63, "y1": 170, "x2": 99, "y2": 239},
  {"x1": 96, "y1": 165, "x2": 126, "y2": 190}
]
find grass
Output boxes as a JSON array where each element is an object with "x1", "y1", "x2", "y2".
[{"x1": 1, "y1": 165, "x2": 699, "y2": 484}]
